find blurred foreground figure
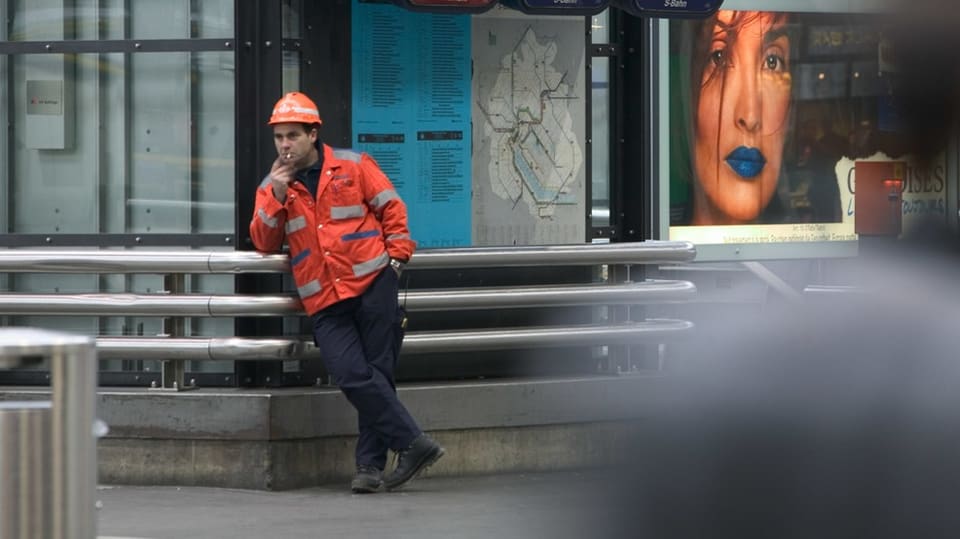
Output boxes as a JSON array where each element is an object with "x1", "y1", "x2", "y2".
[
  {"x1": 607, "y1": 225, "x2": 960, "y2": 538},
  {"x1": 887, "y1": 0, "x2": 960, "y2": 163}
]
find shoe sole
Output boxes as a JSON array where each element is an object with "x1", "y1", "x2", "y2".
[
  {"x1": 385, "y1": 446, "x2": 445, "y2": 491},
  {"x1": 351, "y1": 480, "x2": 382, "y2": 494}
]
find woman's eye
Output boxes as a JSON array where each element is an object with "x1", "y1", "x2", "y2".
[
  {"x1": 764, "y1": 54, "x2": 786, "y2": 72},
  {"x1": 710, "y1": 49, "x2": 726, "y2": 67}
]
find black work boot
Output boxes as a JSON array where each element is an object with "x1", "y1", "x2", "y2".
[
  {"x1": 384, "y1": 434, "x2": 445, "y2": 491},
  {"x1": 351, "y1": 465, "x2": 383, "y2": 494}
]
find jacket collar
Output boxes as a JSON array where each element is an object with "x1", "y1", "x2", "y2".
[{"x1": 317, "y1": 144, "x2": 347, "y2": 197}]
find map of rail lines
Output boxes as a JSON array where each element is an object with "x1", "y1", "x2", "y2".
[{"x1": 472, "y1": 10, "x2": 586, "y2": 245}]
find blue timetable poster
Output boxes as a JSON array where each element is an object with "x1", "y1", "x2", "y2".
[{"x1": 351, "y1": 0, "x2": 472, "y2": 248}]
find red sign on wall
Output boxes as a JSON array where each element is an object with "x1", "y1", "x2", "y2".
[
  {"x1": 855, "y1": 161, "x2": 905, "y2": 236},
  {"x1": 395, "y1": 0, "x2": 498, "y2": 13}
]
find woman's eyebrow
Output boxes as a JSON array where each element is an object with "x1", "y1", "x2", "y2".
[
  {"x1": 764, "y1": 26, "x2": 789, "y2": 44},
  {"x1": 711, "y1": 24, "x2": 730, "y2": 41}
]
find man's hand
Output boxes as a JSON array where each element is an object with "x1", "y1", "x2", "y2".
[{"x1": 269, "y1": 154, "x2": 296, "y2": 202}]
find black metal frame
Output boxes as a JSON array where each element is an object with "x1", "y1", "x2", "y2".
[
  {"x1": 640, "y1": 18, "x2": 659, "y2": 241},
  {"x1": 2, "y1": 369, "x2": 241, "y2": 388},
  {"x1": 3, "y1": 1, "x2": 12, "y2": 239},
  {"x1": 232, "y1": 0, "x2": 332, "y2": 388},
  {"x1": 0, "y1": 39, "x2": 233, "y2": 54},
  {"x1": 589, "y1": 21, "x2": 623, "y2": 243},
  {"x1": 612, "y1": 12, "x2": 659, "y2": 369},
  {"x1": 585, "y1": 16, "x2": 595, "y2": 244},
  {"x1": 234, "y1": 0, "x2": 284, "y2": 253},
  {"x1": 619, "y1": 11, "x2": 652, "y2": 242},
  {"x1": 0, "y1": 233, "x2": 235, "y2": 247},
  {"x1": 298, "y1": 0, "x2": 353, "y2": 149},
  {"x1": 233, "y1": 0, "x2": 284, "y2": 387}
]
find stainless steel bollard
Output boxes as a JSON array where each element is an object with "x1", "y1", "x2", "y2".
[
  {"x1": 0, "y1": 401, "x2": 52, "y2": 538},
  {"x1": 0, "y1": 328, "x2": 97, "y2": 539}
]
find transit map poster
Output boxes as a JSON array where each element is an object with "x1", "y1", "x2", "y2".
[
  {"x1": 351, "y1": 2, "x2": 587, "y2": 247},
  {"x1": 470, "y1": 8, "x2": 586, "y2": 246},
  {"x1": 352, "y1": 0, "x2": 472, "y2": 248},
  {"x1": 666, "y1": 10, "x2": 946, "y2": 248}
]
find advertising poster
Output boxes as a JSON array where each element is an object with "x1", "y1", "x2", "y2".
[{"x1": 667, "y1": 10, "x2": 947, "y2": 247}]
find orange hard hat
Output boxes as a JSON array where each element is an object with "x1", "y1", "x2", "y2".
[{"x1": 268, "y1": 92, "x2": 322, "y2": 126}]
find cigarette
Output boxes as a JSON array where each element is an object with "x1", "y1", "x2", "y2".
[{"x1": 284, "y1": 152, "x2": 292, "y2": 160}]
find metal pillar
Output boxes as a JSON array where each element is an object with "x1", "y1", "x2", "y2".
[{"x1": 0, "y1": 327, "x2": 97, "y2": 539}]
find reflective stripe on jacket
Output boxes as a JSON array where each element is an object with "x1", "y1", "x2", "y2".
[{"x1": 249, "y1": 144, "x2": 416, "y2": 315}]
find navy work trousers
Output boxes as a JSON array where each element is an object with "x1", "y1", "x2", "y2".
[{"x1": 311, "y1": 267, "x2": 420, "y2": 470}]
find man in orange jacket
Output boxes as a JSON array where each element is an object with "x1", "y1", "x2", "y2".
[{"x1": 250, "y1": 92, "x2": 444, "y2": 493}]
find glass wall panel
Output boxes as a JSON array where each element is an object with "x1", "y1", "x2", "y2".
[
  {"x1": 10, "y1": 0, "x2": 74, "y2": 41},
  {"x1": 100, "y1": 52, "x2": 128, "y2": 233},
  {"x1": 9, "y1": 0, "x2": 233, "y2": 40},
  {"x1": 194, "y1": 51, "x2": 236, "y2": 233},
  {"x1": 193, "y1": 0, "x2": 234, "y2": 39},
  {"x1": 282, "y1": 0, "x2": 303, "y2": 39},
  {"x1": 0, "y1": 1, "x2": 8, "y2": 321},
  {"x1": 101, "y1": 0, "x2": 129, "y2": 40},
  {"x1": 130, "y1": 0, "x2": 189, "y2": 38},
  {"x1": 591, "y1": 9, "x2": 609, "y2": 44},
  {"x1": 282, "y1": 50, "x2": 301, "y2": 93},
  {"x1": 592, "y1": 56, "x2": 611, "y2": 227},
  {"x1": 12, "y1": 52, "x2": 96, "y2": 233},
  {"x1": 129, "y1": 53, "x2": 192, "y2": 232},
  {"x1": 282, "y1": 0, "x2": 302, "y2": 90},
  {"x1": 1, "y1": 2, "x2": 10, "y2": 239},
  {"x1": 1, "y1": 0, "x2": 237, "y2": 380},
  {"x1": 8, "y1": 52, "x2": 234, "y2": 235},
  {"x1": 588, "y1": 10, "x2": 612, "y2": 229}
]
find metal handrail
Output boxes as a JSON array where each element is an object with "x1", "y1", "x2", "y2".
[
  {"x1": 0, "y1": 241, "x2": 698, "y2": 389},
  {"x1": 803, "y1": 285, "x2": 863, "y2": 296},
  {"x1": 0, "y1": 241, "x2": 695, "y2": 274},
  {"x1": 401, "y1": 320, "x2": 694, "y2": 354},
  {"x1": 0, "y1": 280, "x2": 697, "y2": 316},
  {"x1": 408, "y1": 241, "x2": 695, "y2": 268},
  {"x1": 95, "y1": 320, "x2": 693, "y2": 360},
  {"x1": 95, "y1": 337, "x2": 306, "y2": 361}
]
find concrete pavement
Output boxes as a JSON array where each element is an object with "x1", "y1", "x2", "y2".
[{"x1": 96, "y1": 470, "x2": 622, "y2": 539}]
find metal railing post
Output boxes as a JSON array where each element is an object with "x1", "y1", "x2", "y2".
[
  {"x1": 155, "y1": 273, "x2": 194, "y2": 391},
  {"x1": 604, "y1": 264, "x2": 633, "y2": 375}
]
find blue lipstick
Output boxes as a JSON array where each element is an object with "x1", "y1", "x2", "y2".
[{"x1": 725, "y1": 146, "x2": 766, "y2": 179}]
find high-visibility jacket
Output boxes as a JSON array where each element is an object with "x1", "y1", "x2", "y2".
[{"x1": 250, "y1": 144, "x2": 416, "y2": 315}]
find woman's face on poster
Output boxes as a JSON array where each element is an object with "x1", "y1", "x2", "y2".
[{"x1": 693, "y1": 11, "x2": 792, "y2": 224}]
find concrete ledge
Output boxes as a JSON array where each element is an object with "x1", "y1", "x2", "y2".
[
  {"x1": 3, "y1": 374, "x2": 664, "y2": 438},
  {"x1": 3, "y1": 375, "x2": 662, "y2": 490},
  {"x1": 99, "y1": 421, "x2": 640, "y2": 490}
]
